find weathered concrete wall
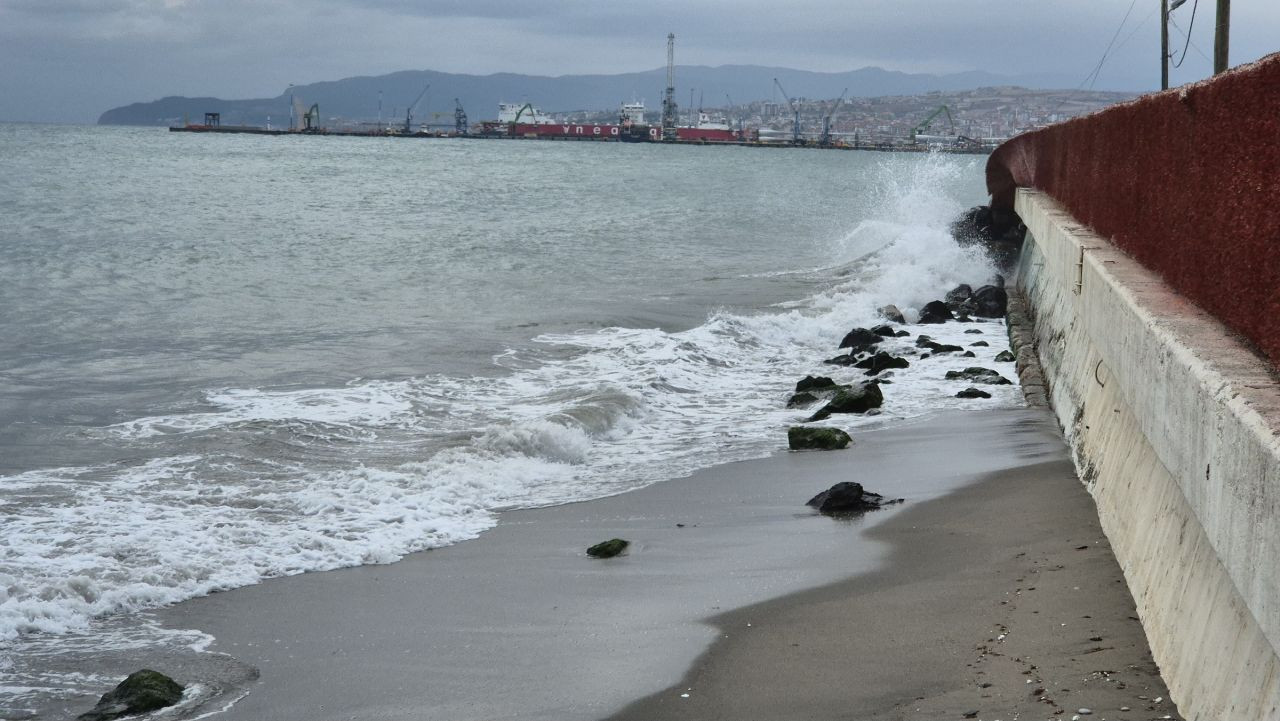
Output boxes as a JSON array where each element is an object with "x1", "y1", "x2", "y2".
[
  {"x1": 1016, "y1": 189, "x2": 1280, "y2": 720},
  {"x1": 989, "y1": 53, "x2": 1280, "y2": 368}
]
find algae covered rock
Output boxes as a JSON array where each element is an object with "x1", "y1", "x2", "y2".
[
  {"x1": 586, "y1": 539, "x2": 630, "y2": 558},
  {"x1": 786, "y1": 391, "x2": 819, "y2": 408},
  {"x1": 994, "y1": 350, "x2": 1016, "y2": 363},
  {"x1": 78, "y1": 669, "x2": 184, "y2": 721},
  {"x1": 956, "y1": 387, "x2": 993, "y2": 399},
  {"x1": 788, "y1": 426, "x2": 852, "y2": 450}
]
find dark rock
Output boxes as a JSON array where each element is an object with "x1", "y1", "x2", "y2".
[
  {"x1": 795, "y1": 375, "x2": 838, "y2": 393},
  {"x1": 971, "y1": 285, "x2": 1008, "y2": 318},
  {"x1": 854, "y1": 352, "x2": 911, "y2": 375},
  {"x1": 970, "y1": 341, "x2": 989, "y2": 347},
  {"x1": 954, "y1": 313, "x2": 974, "y2": 323},
  {"x1": 870, "y1": 324, "x2": 897, "y2": 337},
  {"x1": 586, "y1": 538, "x2": 630, "y2": 558},
  {"x1": 964, "y1": 329, "x2": 984, "y2": 334},
  {"x1": 807, "y1": 383, "x2": 884, "y2": 420},
  {"x1": 994, "y1": 350, "x2": 1016, "y2": 363},
  {"x1": 894, "y1": 330, "x2": 910, "y2": 337},
  {"x1": 917, "y1": 300, "x2": 954, "y2": 324},
  {"x1": 990, "y1": 273, "x2": 1006, "y2": 288},
  {"x1": 961, "y1": 351, "x2": 976, "y2": 358},
  {"x1": 956, "y1": 387, "x2": 992, "y2": 398},
  {"x1": 950, "y1": 205, "x2": 1027, "y2": 271},
  {"x1": 77, "y1": 670, "x2": 184, "y2": 721},
  {"x1": 916, "y1": 335, "x2": 963, "y2": 353},
  {"x1": 788, "y1": 426, "x2": 852, "y2": 450},
  {"x1": 877, "y1": 304, "x2": 906, "y2": 324},
  {"x1": 945, "y1": 367, "x2": 1013, "y2": 385},
  {"x1": 838, "y1": 327, "x2": 881, "y2": 351},
  {"x1": 787, "y1": 392, "x2": 819, "y2": 408},
  {"x1": 806, "y1": 482, "x2": 903, "y2": 514},
  {"x1": 944, "y1": 284, "x2": 973, "y2": 312},
  {"x1": 822, "y1": 354, "x2": 859, "y2": 366}
]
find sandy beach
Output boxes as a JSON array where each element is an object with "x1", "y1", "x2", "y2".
[{"x1": 143, "y1": 407, "x2": 1177, "y2": 720}]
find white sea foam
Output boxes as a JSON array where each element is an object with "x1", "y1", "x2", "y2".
[{"x1": 0, "y1": 153, "x2": 1021, "y2": 668}]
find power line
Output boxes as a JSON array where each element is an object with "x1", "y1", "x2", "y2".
[
  {"x1": 1169, "y1": 13, "x2": 1213, "y2": 64},
  {"x1": 1171, "y1": 0, "x2": 1200, "y2": 68},
  {"x1": 1048, "y1": 0, "x2": 1141, "y2": 116}
]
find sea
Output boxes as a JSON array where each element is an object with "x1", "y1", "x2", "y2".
[{"x1": 0, "y1": 123, "x2": 1017, "y2": 718}]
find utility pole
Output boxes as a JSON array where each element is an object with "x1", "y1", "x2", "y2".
[
  {"x1": 1214, "y1": 0, "x2": 1230, "y2": 74},
  {"x1": 1161, "y1": 0, "x2": 1170, "y2": 90}
]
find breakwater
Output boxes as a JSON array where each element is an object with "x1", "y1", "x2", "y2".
[{"x1": 991, "y1": 54, "x2": 1280, "y2": 720}]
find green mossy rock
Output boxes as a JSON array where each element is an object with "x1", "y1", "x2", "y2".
[
  {"x1": 586, "y1": 538, "x2": 630, "y2": 558},
  {"x1": 788, "y1": 426, "x2": 853, "y2": 450},
  {"x1": 78, "y1": 669, "x2": 184, "y2": 721},
  {"x1": 994, "y1": 350, "x2": 1016, "y2": 362}
]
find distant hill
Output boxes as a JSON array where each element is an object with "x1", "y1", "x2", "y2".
[{"x1": 98, "y1": 65, "x2": 1087, "y2": 127}]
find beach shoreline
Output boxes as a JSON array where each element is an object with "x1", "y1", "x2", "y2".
[{"x1": 125, "y1": 407, "x2": 1177, "y2": 720}]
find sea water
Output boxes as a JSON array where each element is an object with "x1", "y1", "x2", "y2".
[{"x1": 0, "y1": 124, "x2": 1016, "y2": 716}]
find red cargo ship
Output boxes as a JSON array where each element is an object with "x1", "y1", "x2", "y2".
[{"x1": 479, "y1": 101, "x2": 738, "y2": 143}]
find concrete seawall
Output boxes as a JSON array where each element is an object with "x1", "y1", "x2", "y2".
[{"x1": 1014, "y1": 189, "x2": 1280, "y2": 719}]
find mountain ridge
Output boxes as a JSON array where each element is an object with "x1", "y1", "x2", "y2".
[{"x1": 99, "y1": 64, "x2": 1091, "y2": 126}]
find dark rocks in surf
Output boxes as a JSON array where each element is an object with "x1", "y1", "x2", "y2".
[
  {"x1": 806, "y1": 482, "x2": 903, "y2": 515},
  {"x1": 807, "y1": 383, "x2": 884, "y2": 421},
  {"x1": 995, "y1": 350, "x2": 1016, "y2": 363},
  {"x1": 870, "y1": 324, "x2": 898, "y2": 338},
  {"x1": 945, "y1": 367, "x2": 1013, "y2": 385},
  {"x1": 838, "y1": 327, "x2": 881, "y2": 351},
  {"x1": 950, "y1": 205, "x2": 1027, "y2": 271},
  {"x1": 956, "y1": 387, "x2": 993, "y2": 399},
  {"x1": 822, "y1": 354, "x2": 860, "y2": 366},
  {"x1": 787, "y1": 392, "x2": 819, "y2": 408},
  {"x1": 945, "y1": 284, "x2": 973, "y2": 310},
  {"x1": 917, "y1": 300, "x2": 955, "y2": 324},
  {"x1": 964, "y1": 328, "x2": 984, "y2": 334},
  {"x1": 854, "y1": 352, "x2": 911, "y2": 375},
  {"x1": 915, "y1": 335, "x2": 963, "y2": 354},
  {"x1": 878, "y1": 305, "x2": 907, "y2": 324},
  {"x1": 795, "y1": 375, "x2": 840, "y2": 393},
  {"x1": 586, "y1": 539, "x2": 630, "y2": 558},
  {"x1": 788, "y1": 426, "x2": 853, "y2": 451},
  {"x1": 961, "y1": 350, "x2": 976, "y2": 357},
  {"x1": 970, "y1": 341, "x2": 990, "y2": 347},
  {"x1": 971, "y1": 285, "x2": 1008, "y2": 318},
  {"x1": 77, "y1": 670, "x2": 184, "y2": 721}
]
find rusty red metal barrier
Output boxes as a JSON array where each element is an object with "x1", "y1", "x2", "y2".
[{"x1": 987, "y1": 53, "x2": 1280, "y2": 368}]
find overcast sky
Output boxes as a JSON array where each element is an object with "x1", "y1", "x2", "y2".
[{"x1": 1, "y1": 0, "x2": 1275, "y2": 123}]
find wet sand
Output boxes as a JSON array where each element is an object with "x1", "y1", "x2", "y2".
[{"x1": 152, "y1": 409, "x2": 1175, "y2": 720}]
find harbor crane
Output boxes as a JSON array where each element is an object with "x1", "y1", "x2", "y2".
[
  {"x1": 403, "y1": 83, "x2": 430, "y2": 134},
  {"x1": 819, "y1": 88, "x2": 848, "y2": 146},
  {"x1": 772, "y1": 78, "x2": 802, "y2": 145},
  {"x1": 302, "y1": 103, "x2": 321, "y2": 132},
  {"x1": 661, "y1": 33, "x2": 678, "y2": 140},
  {"x1": 454, "y1": 98, "x2": 468, "y2": 135},
  {"x1": 911, "y1": 104, "x2": 955, "y2": 142}
]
